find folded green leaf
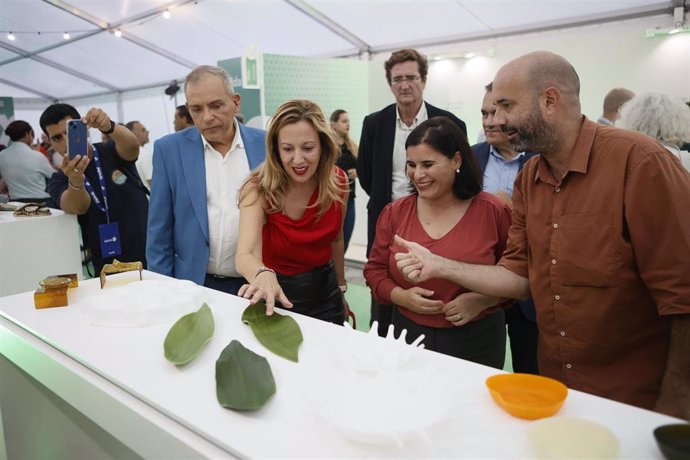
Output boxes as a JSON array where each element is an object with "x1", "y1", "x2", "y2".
[
  {"x1": 164, "y1": 303, "x2": 214, "y2": 365},
  {"x1": 242, "y1": 301, "x2": 303, "y2": 362},
  {"x1": 216, "y1": 340, "x2": 276, "y2": 411}
]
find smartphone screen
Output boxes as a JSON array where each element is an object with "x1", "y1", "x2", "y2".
[{"x1": 67, "y1": 119, "x2": 88, "y2": 159}]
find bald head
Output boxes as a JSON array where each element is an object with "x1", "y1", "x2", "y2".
[
  {"x1": 490, "y1": 51, "x2": 583, "y2": 156},
  {"x1": 497, "y1": 51, "x2": 580, "y2": 102}
]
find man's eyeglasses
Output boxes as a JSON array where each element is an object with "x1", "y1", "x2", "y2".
[{"x1": 391, "y1": 75, "x2": 422, "y2": 85}]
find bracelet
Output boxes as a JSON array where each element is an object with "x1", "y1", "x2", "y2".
[
  {"x1": 68, "y1": 180, "x2": 84, "y2": 191},
  {"x1": 255, "y1": 266, "x2": 276, "y2": 279},
  {"x1": 339, "y1": 284, "x2": 348, "y2": 293},
  {"x1": 99, "y1": 119, "x2": 115, "y2": 135}
]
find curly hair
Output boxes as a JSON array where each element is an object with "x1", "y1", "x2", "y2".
[
  {"x1": 618, "y1": 93, "x2": 690, "y2": 148},
  {"x1": 239, "y1": 99, "x2": 345, "y2": 217}
]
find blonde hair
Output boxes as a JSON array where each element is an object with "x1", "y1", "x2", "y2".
[{"x1": 240, "y1": 99, "x2": 345, "y2": 216}]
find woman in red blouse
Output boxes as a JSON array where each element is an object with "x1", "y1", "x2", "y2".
[
  {"x1": 236, "y1": 100, "x2": 349, "y2": 324},
  {"x1": 364, "y1": 117, "x2": 511, "y2": 367}
]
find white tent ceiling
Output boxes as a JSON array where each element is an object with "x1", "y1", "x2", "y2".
[{"x1": 0, "y1": 0, "x2": 684, "y2": 101}]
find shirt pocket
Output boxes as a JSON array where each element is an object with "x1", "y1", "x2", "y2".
[{"x1": 557, "y1": 212, "x2": 617, "y2": 287}]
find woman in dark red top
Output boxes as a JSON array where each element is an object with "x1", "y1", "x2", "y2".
[
  {"x1": 364, "y1": 117, "x2": 510, "y2": 367},
  {"x1": 236, "y1": 100, "x2": 349, "y2": 324}
]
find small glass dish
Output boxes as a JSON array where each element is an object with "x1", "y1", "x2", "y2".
[{"x1": 39, "y1": 277, "x2": 72, "y2": 290}]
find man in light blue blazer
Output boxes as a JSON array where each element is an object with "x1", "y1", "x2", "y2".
[{"x1": 147, "y1": 65, "x2": 266, "y2": 295}]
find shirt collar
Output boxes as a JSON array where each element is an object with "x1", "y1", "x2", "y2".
[
  {"x1": 489, "y1": 144, "x2": 525, "y2": 163},
  {"x1": 396, "y1": 102, "x2": 427, "y2": 129},
  {"x1": 201, "y1": 119, "x2": 243, "y2": 153},
  {"x1": 535, "y1": 116, "x2": 596, "y2": 184}
]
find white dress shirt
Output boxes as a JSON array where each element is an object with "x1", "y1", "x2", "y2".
[
  {"x1": 392, "y1": 103, "x2": 428, "y2": 201},
  {"x1": 203, "y1": 121, "x2": 250, "y2": 277}
]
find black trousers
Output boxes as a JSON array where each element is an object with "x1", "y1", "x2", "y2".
[
  {"x1": 204, "y1": 274, "x2": 247, "y2": 296},
  {"x1": 277, "y1": 262, "x2": 345, "y2": 325},
  {"x1": 392, "y1": 308, "x2": 506, "y2": 369},
  {"x1": 505, "y1": 304, "x2": 539, "y2": 374},
  {"x1": 370, "y1": 296, "x2": 393, "y2": 337}
]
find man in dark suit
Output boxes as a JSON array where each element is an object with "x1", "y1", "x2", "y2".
[
  {"x1": 357, "y1": 48, "x2": 467, "y2": 336},
  {"x1": 472, "y1": 82, "x2": 538, "y2": 374}
]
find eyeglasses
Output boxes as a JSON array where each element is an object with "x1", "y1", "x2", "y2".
[
  {"x1": 13, "y1": 203, "x2": 51, "y2": 217},
  {"x1": 391, "y1": 75, "x2": 422, "y2": 85}
]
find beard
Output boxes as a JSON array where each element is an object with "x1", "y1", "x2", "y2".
[{"x1": 502, "y1": 108, "x2": 559, "y2": 154}]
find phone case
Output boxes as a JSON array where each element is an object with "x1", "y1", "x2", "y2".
[{"x1": 67, "y1": 120, "x2": 88, "y2": 159}]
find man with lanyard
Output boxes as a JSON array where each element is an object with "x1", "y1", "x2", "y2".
[
  {"x1": 472, "y1": 82, "x2": 539, "y2": 374},
  {"x1": 42, "y1": 103, "x2": 148, "y2": 276}
]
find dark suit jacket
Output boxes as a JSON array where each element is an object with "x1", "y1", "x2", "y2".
[
  {"x1": 357, "y1": 102, "x2": 467, "y2": 255},
  {"x1": 472, "y1": 141, "x2": 538, "y2": 322}
]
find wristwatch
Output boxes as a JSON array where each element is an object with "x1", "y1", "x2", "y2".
[{"x1": 100, "y1": 119, "x2": 116, "y2": 135}]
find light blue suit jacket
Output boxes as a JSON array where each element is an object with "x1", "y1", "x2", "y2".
[{"x1": 146, "y1": 124, "x2": 266, "y2": 285}]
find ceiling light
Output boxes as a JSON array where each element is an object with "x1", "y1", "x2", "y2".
[
  {"x1": 114, "y1": 29, "x2": 122, "y2": 37},
  {"x1": 7, "y1": 32, "x2": 15, "y2": 41},
  {"x1": 163, "y1": 9, "x2": 171, "y2": 19},
  {"x1": 464, "y1": 52, "x2": 476, "y2": 59},
  {"x1": 63, "y1": 32, "x2": 70, "y2": 40}
]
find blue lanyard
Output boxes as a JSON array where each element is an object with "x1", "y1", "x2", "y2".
[{"x1": 83, "y1": 146, "x2": 110, "y2": 223}]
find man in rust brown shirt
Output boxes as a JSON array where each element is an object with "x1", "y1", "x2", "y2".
[{"x1": 394, "y1": 51, "x2": 690, "y2": 420}]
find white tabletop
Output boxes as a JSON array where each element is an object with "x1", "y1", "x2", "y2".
[
  {"x1": 0, "y1": 204, "x2": 82, "y2": 296},
  {"x1": 0, "y1": 272, "x2": 680, "y2": 458}
]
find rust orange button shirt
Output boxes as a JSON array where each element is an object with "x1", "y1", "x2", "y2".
[{"x1": 499, "y1": 117, "x2": 690, "y2": 410}]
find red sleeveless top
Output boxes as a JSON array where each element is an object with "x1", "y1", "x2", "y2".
[{"x1": 262, "y1": 168, "x2": 346, "y2": 275}]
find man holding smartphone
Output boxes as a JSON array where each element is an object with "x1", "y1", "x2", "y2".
[{"x1": 41, "y1": 104, "x2": 149, "y2": 276}]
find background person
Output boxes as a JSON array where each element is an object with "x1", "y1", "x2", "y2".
[
  {"x1": 357, "y1": 48, "x2": 467, "y2": 336},
  {"x1": 472, "y1": 82, "x2": 539, "y2": 374},
  {"x1": 364, "y1": 117, "x2": 510, "y2": 367},
  {"x1": 617, "y1": 92, "x2": 690, "y2": 171},
  {"x1": 596, "y1": 87, "x2": 634, "y2": 126},
  {"x1": 174, "y1": 105, "x2": 194, "y2": 132},
  {"x1": 236, "y1": 99, "x2": 349, "y2": 324},
  {"x1": 147, "y1": 65, "x2": 266, "y2": 295},
  {"x1": 41, "y1": 103, "x2": 148, "y2": 276},
  {"x1": 330, "y1": 109, "x2": 358, "y2": 252},
  {"x1": 0, "y1": 120, "x2": 54, "y2": 204}
]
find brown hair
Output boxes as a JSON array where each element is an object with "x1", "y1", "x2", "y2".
[{"x1": 384, "y1": 48, "x2": 428, "y2": 85}]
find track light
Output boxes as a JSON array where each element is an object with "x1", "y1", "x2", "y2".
[
  {"x1": 163, "y1": 9, "x2": 171, "y2": 19},
  {"x1": 114, "y1": 29, "x2": 122, "y2": 37},
  {"x1": 7, "y1": 32, "x2": 15, "y2": 41},
  {"x1": 63, "y1": 32, "x2": 70, "y2": 40}
]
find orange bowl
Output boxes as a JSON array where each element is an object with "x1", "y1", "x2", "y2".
[{"x1": 486, "y1": 373, "x2": 568, "y2": 420}]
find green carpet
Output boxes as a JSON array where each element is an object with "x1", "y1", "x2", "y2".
[{"x1": 345, "y1": 283, "x2": 513, "y2": 372}]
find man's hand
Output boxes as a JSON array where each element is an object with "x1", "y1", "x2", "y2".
[
  {"x1": 83, "y1": 107, "x2": 113, "y2": 132},
  {"x1": 60, "y1": 153, "x2": 90, "y2": 187},
  {"x1": 394, "y1": 234, "x2": 442, "y2": 284}
]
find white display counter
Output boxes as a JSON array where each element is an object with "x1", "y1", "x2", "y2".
[
  {"x1": 0, "y1": 272, "x2": 681, "y2": 459},
  {"x1": 0, "y1": 206, "x2": 82, "y2": 297}
]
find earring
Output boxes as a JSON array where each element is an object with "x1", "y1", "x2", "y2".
[{"x1": 455, "y1": 168, "x2": 460, "y2": 174}]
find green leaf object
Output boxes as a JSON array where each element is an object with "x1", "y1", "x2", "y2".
[
  {"x1": 216, "y1": 340, "x2": 276, "y2": 411},
  {"x1": 164, "y1": 303, "x2": 214, "y2": 365},
  {"x1": 242, "y1": 301, "x2": 303, "y2": 362}
]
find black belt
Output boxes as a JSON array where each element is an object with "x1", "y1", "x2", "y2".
[{"x1": 206, "y1": 274, "x2": 243, "y2": 280}]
